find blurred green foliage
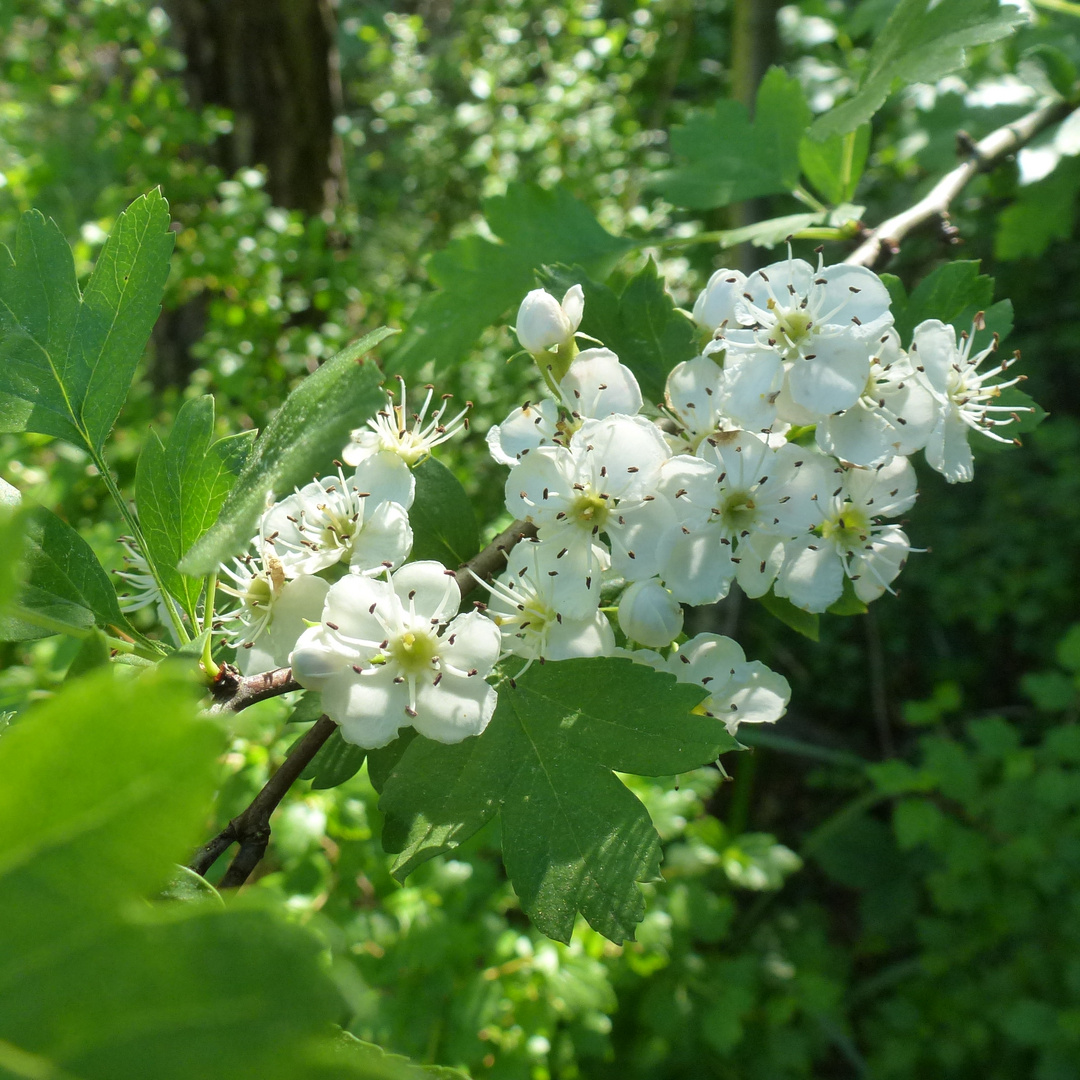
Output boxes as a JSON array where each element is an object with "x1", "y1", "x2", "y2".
[{"x1": 4, "y1": 0, "x2": 1080, "y2": 1076}]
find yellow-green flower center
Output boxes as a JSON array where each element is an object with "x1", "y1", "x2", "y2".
[
  {"x1": 820, "y1": 506, "x2": 871, "y2": 550},
  {"x1": 389, "y1": 628, "x2": 439, "y2": 674},
  {"x1": 571, "y1": 491, "x2": 609, "y2": 530},
  {"x1": 770, "y1": 303, "x2": 814, "y2": 348},
  {"x1": 716, "y1": 491, "x2": 757, "y2": 534},
  {"x1": 244, "y1": 575, "x2": 273, "y2": 610}
]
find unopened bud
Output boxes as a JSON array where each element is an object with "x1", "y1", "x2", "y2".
[
  {"x1": 515, "y1": 285, "x2": 584, "y2": 357},
  {"x1": 617, "y1": 578, "x2": 684, "y2": 648}
]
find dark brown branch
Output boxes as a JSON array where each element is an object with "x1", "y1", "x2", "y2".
[
  {"x1": 193, "y1": 518, "x2": 538, "y2": 886},
  {"x1": 846, "y1": 99, "x2": 1074, "y2": 268},
  {"x1": 189, "y1": 714, "x2": 337, "y2": 883}
]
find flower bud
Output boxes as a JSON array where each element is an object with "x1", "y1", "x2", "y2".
[
  {"x1": 692, "y1": 269, "x2": 745, "y2": 332},
  {"x1": 515, "y1": 285, "x2": 584, "y2": 357},
  {"x1": 617, "y1": 578, "x2": 684, "y2": 648}
]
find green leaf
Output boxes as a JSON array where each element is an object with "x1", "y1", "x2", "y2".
[
  {"x1": 390, "y1": 184, "x2": 634, "y2": 375},
  {"x1": 651, "y1": 67, "x2": 811, "y2": 210},
  {"x1": 1020, "y1": 44, "x2": 1078, "y2": 99},
  {"x1": 408, "y1": 457, "x2": 480, "y2": 568},
  {"x1": 65, "y1": 628, "x2": 112, "y2": 679},
  {"x1": 300, "y1": 727, "x2": 368, "y2": 790},
  {"x1": 0, "y1": 190, "x2": 174, "y2": 453},
  {"x1": 287, "y1": 690, "x2": 325, "y2": 724},
  {"x1": 0, "y1": 505, "x2": 129, "y2": 642},
  {"x1": 799, "y1": 125, "x2": 871, "y2": 205},
  {"x1": 179, "y1": 328, "x2": 395, "y2": 576},
  {"x1": 826, "y1": 576, "x2": 869, "y2": 616},
  {"x1": 136, "y1": 395, "x2": 254, "y2": 618},
  {"x1": 810, "y1": 0, "x2": 1024, "y2": 140},
  {"x1": 0, "y1": 501, "x2": 26, "y2": 615},
  {"x1": 0, "y1": 662, "x2": 417, "y2": 1080},
  {"x1": 890, "y1": 260, "x2": 994, "y2": 344},
  {"x1": 380, "y1": 658, "x2": 733, "y2": 943},
  {"x1": 760, "y1": 591, "x2": 821, "y2": 641},
  {"x1": 995, "y1": 157, "x2": 1080, "y2": 261},
  {"x1": 539, "y1": 259, "x2": 698, "y2": 405}
]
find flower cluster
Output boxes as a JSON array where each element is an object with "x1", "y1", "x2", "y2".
[{"x1": 196, "y1": 251, "x2": 1029, "y2": 755}]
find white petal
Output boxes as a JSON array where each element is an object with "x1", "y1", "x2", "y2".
[
  {"x1": 349, "y1": 500, "x2": 413, "y2": 574},
  {"x1": 925, "y1": 411, "x2": 974, "y2": 483},
  {"x1": 909, "y1": 319, "x2": 957, "y2": 396},
  {"x1": 737, "y1": 259, "x2": 815, "y2": 322},
  {"x1": 851, "y1": 526, "x2": 911, "y2": 602},
  {"x1": 845, "y1": 456, "x2": 917, "y2": 517},
  {"x1": 720, "y1": 346, "x2": 785, "y2": 432},
  {"x1": 413, "y1": 674, "x2": 497, "y2": 743},
  {"x1": 516, "y1": 289, "x2": 574, "y2": 354},
  {"x1": 817, "y1": 264, "x2": 893, "y2": 335},
  {"x1": 352, "y1": 451, "x2": 415, "y2": 510},
  {"x1": 290, "y1": 625, "x2": 352, "y2": 690},
  {"x1": 723, "y1": 661, "x2": 790, "y2": 733},
  {"x1": 561, "y1": 348, "x2": 643, "y2": 418},
  {"x1": 693, "y1": 268, "x2": 746, "y2": 331},
  {"x1": 785, "y1": 336, "x2": 871, "y2": 416},
  {"x1": 734, "y1": 531, "x2": 786, "y2": 598},
  {"x1": 251, "y1": 575, "x2": 330, "y2": 673},
  {"x1": 607, "y1": 497, "x2": 677, "y2": 581},
  {"x1": 561, "y1": 284, "x2": 585, "y2": 332},
  {"x1": 539, "y1": 537, "x2": 608, "y2": 619},
  {"x1": 505, "y1": 445, "x2": 574, "y2": 521},
  {"x1": 669, "y1": 632, "x2": 747, "y2": 687},
  {"x1": 441, "y1": 610, "x2": 501, "y2": 675},
  {"x1": 775, "y1": 536, "x2": 845, "y2": 613},
  {"x1": 544, "y1": 611, "x2": 615, "y2": 660},
  {"x1": 617, "y1": 578, "x2": 683, "y2": 648},
  {"x1": 326, "y1": 666, "x2": 410, "y2": 748},
  {"x1": 572, "y1": 415, "x2": 671, "y2": 498},
  {"x1": 817, "y1": 405, "x2": 899, "y2": 468},
  {"x1": 486, "y1": 399, "x2": 559, "y2": 465},
  {"x1": 660, "y1": 528, "x2": 734, "y2": 606},
  {"x1": 322, "y1": 574, "x2": 396, "y2": 645},
  {"x1": 392, "y1": 560, "x2": 461, "y2": 622}
]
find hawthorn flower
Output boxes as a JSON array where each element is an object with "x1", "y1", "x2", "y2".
[
  {"x1": 721, "y1": 253, "x2": 894, "y2": 417},
  {"x1": 478, "y1": 539, "x2": 615, "y2": 669},
  {"x1": 909, "y1": 317, "x2": 1029, "y2": 483},
  {"x1": 342, "y1": 376, "x2": 470, "y2": 468},
  {"x1": 666, "y1": 633, "x2": 791, "y2": 736},
  {"x1": 815, "y1": 330, "x2": 937, "y2": 467},
  {"x1": 658, "y1": 432, "x2": 830, "y2": 605},
  {"x1": 290, "y1": 561, "x2": 501, "y2": 748},
  {"x1": 515, "y1": 284, "x2": 584, "y2": 358},
  {"x1": 216, "y1": 548, "x2": 329, "y2": 675},
  {"x1": 617, "y1": 578, "x2": 684, "y2": 648},
  {"x1": 115, "y1": 536, "x2": 165, "y2": 615},
  {"x1": 487, "y1": 347, "x2": 643, "y2": 465},
  {"x1": 260, "y1": 453, "x2": 414, "y2": 577},
  {"x1": 504, "y1": 415, "x2": 675, "y2": 616},
  {"x1": 775, "y1": 456, "x2": 918, "y2": 611}
]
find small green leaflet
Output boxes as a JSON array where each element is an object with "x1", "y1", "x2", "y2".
[
  {"x1": 760, "y1": 591, "x2": 820, "y2": 641},
  {"x1": 379, "y1": 657, "x2": 738, "y2": 944},
  {"x1": 0, "y1": 505, "x2": 129, "y2": 642},
  {"x1": 300, "y1": 727, "x2": 368, "y2": 790},
  {"x1": 799, "y1": 125, "x2": 871, "y2": 206},
  {"x1": 887, "y1": 260, "x2": 996, "y2": 343},
  {"x1": 995, "y1": 157, "x2": 1080, "y2": 261},
  {"x1": 810, "y1": 0, "x2": 1024, "y2": 140},
  {"x1": 180, "y1": 328, "x2": 394, "y2": 576},
  {"x1": 389, "y1": 183, "x2": 634, "y2": 375},
  {"x1": 539, "y1": 259, "x2": 698, "y2": 405},
  {"x1": 136, "y1": 395, "x2": 254, "y2": 621},
  {"x1": 651, "y1": 68, "x2": 810, "y2": 210},
  {"x1": 408, "y1": 457, "x2": 480, "y2": 568},
  {"x1": 0, "y1": 190, "x2": 174, "y2": 454}
]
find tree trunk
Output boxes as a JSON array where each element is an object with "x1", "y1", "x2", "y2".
[{"x1": 165, "y1": 0, "x2": 345, "y2": 215}]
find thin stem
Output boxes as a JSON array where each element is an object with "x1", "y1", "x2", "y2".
[
  {"x1": 846, "y1": 98, "x2": 1076, "y2": 267},
  {"x1": 93, "y1": 450, "x2": 191, "y2": 645},
  {"x1": 6, "y1": 603, "x2": 160, "y2": 660}
]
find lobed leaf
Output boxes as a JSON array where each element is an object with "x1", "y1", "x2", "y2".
[
  {"x1": 136, "y1": 395, "x2": 254, "y2": 619},
  {"x1": 810, "y1": 0, "x2": 1024, "y2": 140},
  {"x1": 180, "y1": 328, "x2": 395, "y2": 576},
  {"x1": 300, "y1": 727, "x2": 368, "y2": 790},
  {"x1": 0, "y1": 190, "x2": 174, "y2": 454},
  {"x1": 380, "y1": 658, "x2": 733, "y2": 944},
  {"x1": 651, "y1": 67, "x2": 810, "y2": 210},
  {"x1": 389, "y1": 183, "x2": 634, "y2": 375}
]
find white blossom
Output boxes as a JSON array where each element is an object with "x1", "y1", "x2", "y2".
[
  {"x1": 666, "y1": 633, "x2": 791, "y2": 736},
  {"x1": 343, "y1": 376, "x2": 470, "y2": 468},
  {"x1": 617, "y1": 578, "x2": 684, "y2": 648},
  {"x1": 504, "y1": 415, "x2": 675, "y2": 616},
  {"x1": 692, "y1": 268, "x2": 746, "y2": 333},
  {"x1": 909, "y1": 317, "x2": 1029, "y2": 483},
  {"x1": 815, "y1": 330, "x2": 937, "y2": 467},
  {"x1": 260, "y1": 454, "x2": 414, "y2": 577},
  {"x1": 487, "y1": 347, "x2": 643, "y2": 465},
  {"x1": 515, "y1": 284, "x2": 584, "y2": 357},
  {"x1": 658, "y1": 432, "x2": 830, "y2": 605},
  {"x1": 718, "y1": 254, "x2": 894, "y2": 417},
  {"x1": 216, "y1": 548, "x2": 329, "y2": 675},
  {"x1": 477, "y1": 539, "x2": 615, "y2": 669},
  {"x1": 290, "y1": 561, "x2": 501, "y2": 748},
  {"x1": 775, "y1": 456, "x2": 918, "y2": 611}
]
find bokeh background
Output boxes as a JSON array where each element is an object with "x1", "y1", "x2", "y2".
[{"x1": 4, "y1": 1, "x2": 1080, "y2": 1076}]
